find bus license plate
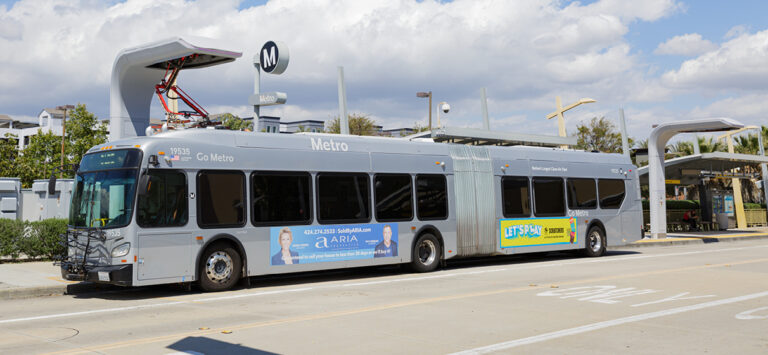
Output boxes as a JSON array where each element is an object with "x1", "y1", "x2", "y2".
[{"x1": 98, "y1": 271, "x2": 110, "y2": 282}]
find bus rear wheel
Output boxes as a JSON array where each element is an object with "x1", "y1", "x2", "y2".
[
  {"x1": 583, "y1": 226, "x2": 606, "y2": 257},
  {"x1": 410, "y1": 233, "x2": 441, "y2": 273},
  {"x1": 200, "y1": 243, "x2": 242, "y2": 292}
]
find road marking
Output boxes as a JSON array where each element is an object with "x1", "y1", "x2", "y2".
[
  {"x1": 36, "y1": 257, "x2": 768, "y2": 355},
  {"x1": 735, "y1": 306, "x2": 768, "y2": 320},
  {"x1": 0, "y1": 301, "x2": 185, "y2": 325},
  {"x1": 0, "y1": 288, "x2": 312, "y2": 325},
  {"x1": 449, "y1": 290, "x2": 768, "y2": 355},
  {"x1": 1, "y1": 244, "x2": 766, "y2": 326}
]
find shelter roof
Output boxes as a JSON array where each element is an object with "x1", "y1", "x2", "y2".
[{"x1": 636, "y1": 152, "x2": 768, "y2": 184}]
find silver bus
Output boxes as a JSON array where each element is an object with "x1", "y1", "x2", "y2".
[{"x1": 56, "y1": 129, "x2": 643, "y2": 291}]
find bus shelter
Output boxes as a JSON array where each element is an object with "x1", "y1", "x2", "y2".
[{"x1": 637, "y1": 152, "x2": 768, "y2": 231}]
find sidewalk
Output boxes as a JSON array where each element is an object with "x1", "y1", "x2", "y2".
[
  {"x1": 2, "y1": 228, "x2": 768, "y2": 300},
  {"x1": 0, "y1": 261, "x2": 100, "y2": 300},
  {"x1": 623, "y1": 227, "x2": 768, "y2": 248}
]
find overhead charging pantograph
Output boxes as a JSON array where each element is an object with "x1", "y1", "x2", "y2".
[{"x1": 153, "y1": 54, "x2": 218, "y2": 130}]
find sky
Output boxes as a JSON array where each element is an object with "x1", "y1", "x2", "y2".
[{"x1": 0, "y1": 0, "x2": 767, "y2": 143}]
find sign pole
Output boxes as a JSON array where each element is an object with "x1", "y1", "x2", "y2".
[
  {"x1": 481, "y1": 88, "x2": 490, "y2": 130},
  {"x1": 337, "y1": 66, "x2": 350, "y2": 135},
  {"x1": 252, "y1": 54, "x2": 261, "y2": 121},
  {"x1": 618, "y1": 108, "x2": 629, "y2": 158},
  {"x1": 250, "y1": 41, "x2": 290, "y2": 132}
]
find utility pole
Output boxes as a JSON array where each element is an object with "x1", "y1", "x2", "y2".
[{"x1": 56, "y1": 104, "x2": 75, "y2": 177}]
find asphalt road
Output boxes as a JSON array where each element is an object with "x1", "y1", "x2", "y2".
[{"x1": 1, "y1": 240, "x2": 767, "y2": 355}]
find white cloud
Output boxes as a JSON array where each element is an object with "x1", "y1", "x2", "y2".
[
  {"x1": 689, "y1": 94, "x2": 768, "y2": 122},
  {"x1": 661, "y1": 29, "x2": 768, "y2": 90},
  {"x1": 654, "y1": 33, "x2": 717, "y2": 56},
  {"x1": 0, "y1": 0, "x2": 684, "y2": 135},
  {"x1": 724, "y1": 25, "x2": 748, "y2": 39}
]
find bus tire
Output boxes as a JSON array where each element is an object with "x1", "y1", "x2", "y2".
[
  {"x1": 199, "y1": 243, "x2": 242, "y2": 292},
  {"x1": 410, "y1": 233, "x2": 441, "y2": 273},
  {"x1": 583, "y1": 226, "x2": 606, "y2": 257}
]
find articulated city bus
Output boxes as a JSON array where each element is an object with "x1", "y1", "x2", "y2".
[{"x1": 56, "y1": 129, "x2": 642, "y2": 291}]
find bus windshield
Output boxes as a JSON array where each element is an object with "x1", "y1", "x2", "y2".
[{"x1": 69, "y1": 150, "x2": 141, "y2": 228}]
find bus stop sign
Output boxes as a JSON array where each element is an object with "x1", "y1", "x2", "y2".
[{"x1": 259, "y1": 41, "x2": 289, "y2": 74}]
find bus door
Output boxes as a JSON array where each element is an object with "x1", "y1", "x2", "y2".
[{"x1": 135, "y1": 170, "x2": 193, "y2": 281}]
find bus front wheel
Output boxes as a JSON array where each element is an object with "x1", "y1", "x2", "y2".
[
  {"x1": 410, "y1": 233, "x2": 441, "y2": 273},
  {"x1": 200, "y1": 243, "x2": 242, "y2": 292},
  {"x1": 583, "y1": 226, "x2": 606, "y2": 257}
]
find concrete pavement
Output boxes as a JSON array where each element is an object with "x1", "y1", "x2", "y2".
[
  {"x1": 1, "y1": 239, "x2": 767, "y2": 354},
  {"x1": 1, "y1": 228, "x2": 767, "y2": 300}
]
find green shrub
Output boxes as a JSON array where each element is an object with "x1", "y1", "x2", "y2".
[
  {"x1": 0, "y1": 218, "x2": 25, "y2": 259},
  {"x1": 18, "y1": 219, "x2": 68, "y2": 260},
  {"x1": 743, "y1": 202, "x2": 766, "y2": 210},
  {"x1": 0, "y1": 218, "x2": 67, "y2": 261}
]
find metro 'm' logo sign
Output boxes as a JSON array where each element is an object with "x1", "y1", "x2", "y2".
[{"x1": 259, "y1": 41, "x2": 289, "y2": 74}]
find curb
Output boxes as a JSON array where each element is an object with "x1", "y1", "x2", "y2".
[
  {"x1": 610, "y1": 233, "x2": 768, "y2": 249},
  {"x1": 0, "y1": 282, "x2": 118, "y2": 301}
]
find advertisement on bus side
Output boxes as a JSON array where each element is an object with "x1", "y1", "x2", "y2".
[
  {"x1": 270, "y1": 223, "x2": 399, "y2": 265},
  {"x1": 500, "y1": 217, "x2": 577, "y2": 248}
]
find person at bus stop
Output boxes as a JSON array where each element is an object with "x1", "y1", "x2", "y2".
[
  {"x1": 683, "y1": 209, "x2": 699, "y2": 231},
  {"x1": 374, "y1": 225, "x2": 397, "y2": 258},
  {"x1": 272, "y1": 227, "x2": 299, "y2": 265}
]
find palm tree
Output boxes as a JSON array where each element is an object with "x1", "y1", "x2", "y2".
[
  {"x1": 668, "y1": 141, "x2": 694, "y2": 157},
  {"x1": 697, "y1": 136, "x2": 726, "y2": 153},
  {"x1": 734, "y1": 134, "x2": 760, "y2": 155}
]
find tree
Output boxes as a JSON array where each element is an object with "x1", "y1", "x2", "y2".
[
  {"x1": 219, "y1": 113, "x2": 253, "y2": 131},
  {"x1": 325, "y1": 113, "x2": 377, "y2": 136},
  {"x1": 412, "y1": 122, "x2": 430, "y2": 133},
  {"x1": 697, "y1": 136, "x2": 726, "y2": 153},
  {"x1": 734, "y1": 133, "x2": 762, "y2": 155},
  {"x1": 6, "y1": 104, "x2": 107, "y2": 187},
  {"x1": 574, "y1": 116, "x2": 633, "y2": 154},
  {"x1": 668, "y1": 141, "x2": 694, "y2": 157},
  {"x1": 0, "y1": 133, "x2": 19, "y2": 178},
  {"x1": 16, "y1": 130, "x2": 62, "y2": 187},
  {"x1": 65, "y1": 104, "x2": 108, "y2": 169}
]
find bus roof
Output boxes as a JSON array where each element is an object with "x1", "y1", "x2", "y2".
[{"x1": 94, "y1": 129, "x2": 632, "y2": 166}]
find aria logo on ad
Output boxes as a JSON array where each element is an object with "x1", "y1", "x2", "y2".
[{"x1": 259, "y1": 41, "x2": 289, "y2": 74}]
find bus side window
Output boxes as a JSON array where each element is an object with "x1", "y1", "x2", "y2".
[
  {"x1": 416, "y1": 174, "x2": 448, "y2": 220},
  {"x1": 502, "y1": 176, "x2": 530, "y2": 218},
  {"x1": 251, "y1": 171, "x2": 312, "y2": 226},
  {"x1": 374, "y1": 174, "x2": 413, "y2": 222},
  {"x1": 598, "y1": 179, "x2": 626, "y2": 209},
  {"x1": 197, "y1": 170, "x2": 246, "y2": 228},
  {"x1": 137, "y1": 170, "x2": 188, "y2": 228},
  {"x1": 567, "y1": 178, "x2": 597, "y2": 210},
  {"x1": 317, "y1": 173, "x2": 370, "y2": 224},
  {"x1": 533, "y1": 177, "x2": 565, "y2": 217}
]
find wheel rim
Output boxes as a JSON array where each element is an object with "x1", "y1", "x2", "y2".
[
  {"x1": 588, "y1": 230, "x2": 602, "y2": 253},
  {"x1": 205, "y1": 251, "x2": 233, "y2": 284},
  {"x1": 418, "y1": 239, "x2": 437, "y2": 265}
]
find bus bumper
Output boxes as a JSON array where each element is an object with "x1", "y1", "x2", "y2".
[{"x1": 61, "y1": 263, "x2": 133, "y2": 287}]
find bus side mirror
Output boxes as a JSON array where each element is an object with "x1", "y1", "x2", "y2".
[
  {"x1": 48, "y1": 172, "x2": 57, "y2": 195},
  {"x1": 138, "y1": 172, "x2": 150, "y2": 197}
]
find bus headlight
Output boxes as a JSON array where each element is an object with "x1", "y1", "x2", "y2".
[{"x1": 111, "y1": 243, "x2": 130, "y2": 258}]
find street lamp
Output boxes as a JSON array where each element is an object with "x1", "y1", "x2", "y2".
[
  {"x1": 56, "y1": 104, "x2": 75, "y2": 177},
  {"x1": 546, "y1": 96, "x2": 596, "y2": 148},
  {"x1": 416, "y1": 91, "x2": 432, "y2": 130}
]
